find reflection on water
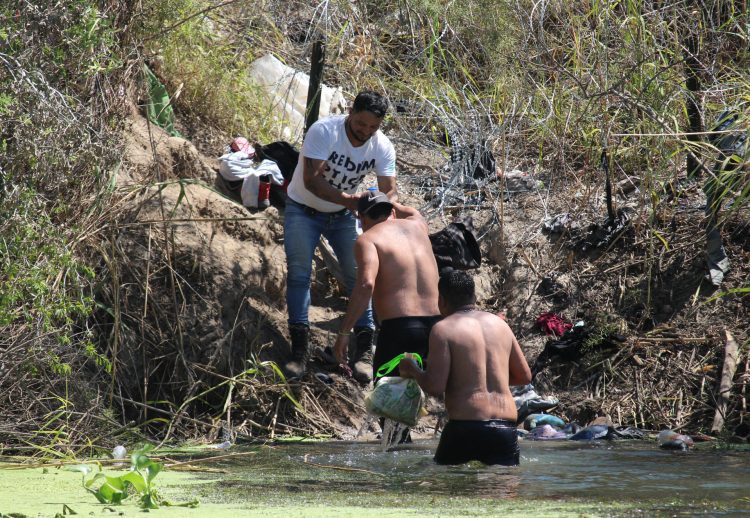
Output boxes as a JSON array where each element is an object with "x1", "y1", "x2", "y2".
[
  {"x1": 195, "y1": 438, "x2": 750, "y2": 514},
  {"x1": 519, "y1": 440, "x2": 750, "y2": 503}
]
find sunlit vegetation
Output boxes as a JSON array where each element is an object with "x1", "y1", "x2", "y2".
[{"x1": 0, "y1": 0, "x2": 747, "y2": 456}]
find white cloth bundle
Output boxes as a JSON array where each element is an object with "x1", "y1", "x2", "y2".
[{"x1": 218, "y1": 150, "x2": 284, "y2": 208}]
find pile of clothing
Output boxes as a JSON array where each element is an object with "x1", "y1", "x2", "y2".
[
  {"x1": 216, "y1": 137, "x2": 285, "y2": 209},
  {"x1": 513, "y1": 384, "x2": 559, "y2": 422}
]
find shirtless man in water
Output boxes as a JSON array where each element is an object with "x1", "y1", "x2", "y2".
[
  {"x1": 334, "y1": 190, "x2": 440, "y2": 385},
  {"x1": 399, "y1": 270, "x2": 532, "y2": 465}
]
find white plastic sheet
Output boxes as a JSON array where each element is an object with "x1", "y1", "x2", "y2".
[{"x1": 249, "y1": 54, "x2": 346, "y2": 142}]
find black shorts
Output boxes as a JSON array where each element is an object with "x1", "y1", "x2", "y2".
[
  {"x1": 373, "y1": 315, "x2": 442, "y2": 379},
  {"x1": 434, "y1": 419, "x2": 520, "y2": 466}
]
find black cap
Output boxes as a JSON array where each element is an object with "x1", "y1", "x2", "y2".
[{"x1": 357, "y1": 190, "x2": 393, "y2": 216}]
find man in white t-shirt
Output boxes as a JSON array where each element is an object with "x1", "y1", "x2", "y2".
[{"x1": 283, "y1": 91, "x2": 397, "y2": 381}]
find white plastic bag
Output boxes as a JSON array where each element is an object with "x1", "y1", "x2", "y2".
[
  {"x1": 248, "y1": 54, "x2": 346, "y2": 141},
  {"x1": 365, "y1": 376, "x2": 425, "y2": 427}
]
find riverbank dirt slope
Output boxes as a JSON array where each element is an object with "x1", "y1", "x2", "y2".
[{"x1": 116, "y1": 103, "x2": 749, "y2": 442}]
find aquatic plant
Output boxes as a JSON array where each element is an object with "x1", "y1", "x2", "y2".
[{"x1": 67, "y1": 445, "x2": 198, "y2": 509}]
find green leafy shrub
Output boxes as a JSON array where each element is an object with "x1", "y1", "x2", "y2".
[
  {"x1": 68, "y1": 445, "x2": 198, "y2": 509},
  {"x1": 139, "y1": 0, "x2": 279, "y2": 140}
]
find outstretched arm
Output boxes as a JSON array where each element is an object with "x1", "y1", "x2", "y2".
[
  {"x1": 303, "y1": 156, "x2": 359, "y2": 211},
  {"x1": 334, "y1": 237, "x2": 379, "y2": 363},
  {"x1": 377, "y1": 175, "x2": 398, "y2": 203},
  {"x1": 399, "y1": 325, "x2": 450, "y2": 397}
]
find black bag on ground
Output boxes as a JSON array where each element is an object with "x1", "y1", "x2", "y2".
[
  {"x1": 429, "y1": 216, "x2": 482, "y2": 276},
  {"x1": 259, "y1": 141, "x2": 299, "y2": 181},
  {"x1": 257, "y1": 141, "x2": 299, "y2": 208}
]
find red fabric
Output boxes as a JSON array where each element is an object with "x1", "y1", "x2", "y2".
[
  {"x1": 257, "y1": 180, "x2": 271, "y2": 203},
  {"x1": 536, "y1": 312, "x2": 572, "y2": 337}
]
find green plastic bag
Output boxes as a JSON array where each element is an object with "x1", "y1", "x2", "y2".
[
  {"x1": 365, "y1": 353, "x2": 425, "y2": 426},
  {"x1": 144, "y1": 64, "x2": 182, "y2": 137}
]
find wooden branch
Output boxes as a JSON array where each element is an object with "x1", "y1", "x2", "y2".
[
  {"x1": 711, "y1": 330, "x2": 740, "y2": 433},
  {"x1": 635, "y1": 337, "x2": 709, "y2": 344}
]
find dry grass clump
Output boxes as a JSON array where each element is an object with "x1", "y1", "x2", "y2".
[
  {"x1": 0, "y1": 2, "x2": 126, "y2": 454},
  {"x1": 535, "y1": 325, "x2": 749, "y2": 435}
]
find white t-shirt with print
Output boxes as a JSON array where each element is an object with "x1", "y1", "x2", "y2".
[{"x1": 287, "y1": 115, "x2": 396, "y2": 212}]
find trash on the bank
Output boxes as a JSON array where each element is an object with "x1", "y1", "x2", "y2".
[
  {"x1": 570, "y1": 424, "x2": 616, "y2": 441},
  {"x1": 524, "y1": 413, "x2": 566, "y2": 430},
  {"x1": 501, "y1": 169, "x2": 543, "y2": 193},
  {"x1": 248, "y1": 54, "x2": 346, "y2": 141},
  {"x1": 513, "y1": 384, "x2": 559, "y2": 421},
  {"x1": 578, "y1": 208, "x2": 633, "y2": 251},
  {"x1": 112, "y1": 445, "x2": 127, "y2": 459},
  {"x1": 612, "y1": 426, "x2": 646, "y2": 439},
  {"x1": 528, "y1": 424, "x2": 569, "y2": 440},
  {"x1": 536, "y1": 312, "x2": 573, "y2": 337},
  {"x1": 207, "y1": 440, "x2": 232, "y2": 450},
  {"x1": 542, "y1": 213, "x2": 578, "y2": 233},
  {"x1": 314, "y1": 372, "x2": 333, "y2": 384},
  {"x1": 657, "y1": 429, "x2": 694, "y2": 450}
]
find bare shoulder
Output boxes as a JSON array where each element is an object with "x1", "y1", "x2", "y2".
[
  {"x1": 431, "y1": 317, "x2": 454, "y2": 335},
  {"x1": 479, "y1": 310, "x2": 509, "y2": 325},
  {"x1": 403, "y1": 213, "x2": 428, "y2": 233},
  {"x1": 356, "y1": 231, "x2": 376, "y2": 248}
]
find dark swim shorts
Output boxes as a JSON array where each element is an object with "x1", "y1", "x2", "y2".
[
  {"x1": 373, "y1": 315, "x2": 442, "y2": 379},
  {"x1": 434, "y1": 419, "x2": 520, "y2": 466}
]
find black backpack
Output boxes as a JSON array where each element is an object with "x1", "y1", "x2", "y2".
[
  {"x1": 258, "y1": 141, "x2": 299, "y2": 182},
  {"x1": 256, "y1": 141, "x2": 299, "y2": 208}
]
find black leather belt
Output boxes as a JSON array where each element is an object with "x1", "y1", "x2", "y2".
[{"x1": 290, "y1": 198, "x2": 348, "y2": 217}]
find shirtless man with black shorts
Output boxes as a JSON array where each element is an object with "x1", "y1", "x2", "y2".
[
  {"x1": 333, "y1": 191, "x2": 440, "y2": 385},
  {"x1": 398, "y1": 270, "x2": 532, "y2": 465}
]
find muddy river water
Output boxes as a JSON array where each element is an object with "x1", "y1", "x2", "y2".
[
  {"x1": 2, "y1": 438, "x2": 749, "y2": 517},
  {"x1": 182, "y1": 438, "x2": 750, "y2": 516}
]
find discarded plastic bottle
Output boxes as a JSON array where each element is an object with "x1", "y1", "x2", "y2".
[{"x1": 112, "y1": 445, "x2": 127, "y2": 459}]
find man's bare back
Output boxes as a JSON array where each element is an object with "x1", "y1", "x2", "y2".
[
  {"x1": 358, "y1": 217, "x2": 439, "y2": 321},
  {"x1": 429, "y1": 310, "x2": 530, "y2": 421},
  {"x1": 333, "y1": 197, "x2": 439, "y2": 382},
  {"x1": 398, "y1": 270, "x2": 532, "y2": 465}
]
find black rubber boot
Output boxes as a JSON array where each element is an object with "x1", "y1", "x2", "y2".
[
  {"x1": 284, "y1": 324, "x2": 311, "y2": 379},
  {"x1": 349, "y1": 327, "x2": 374, "y2": 385}
]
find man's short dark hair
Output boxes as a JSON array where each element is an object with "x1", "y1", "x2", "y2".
[
  {"x1": 362, "y1": 202, "x2": 392, "y2": 220},
  {"x1": 352, "y1": 91, "x2": 388, "y2": 118},
  {"x1": 438, "y1": 270, "x2": 476, "y2": 307}
]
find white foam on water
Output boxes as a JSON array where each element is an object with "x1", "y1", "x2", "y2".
[
  {"x1": 356, "y1": 414, "x2": 375, "y2": 439},
  {"x1": 381, "y1": 418, "x2": 407, "y2": 451}
]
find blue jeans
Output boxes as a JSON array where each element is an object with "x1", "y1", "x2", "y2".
[{"x1": 284, "y1": 199, "x2": 373, "y2": 328}]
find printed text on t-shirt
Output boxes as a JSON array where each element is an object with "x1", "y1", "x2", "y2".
[{"x1": 326, "y1": 151, "x2": 376, "y2": 190}]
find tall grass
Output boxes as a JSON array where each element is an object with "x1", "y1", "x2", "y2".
[
  {"x1": 1, "y1": 0, "x2": 747, "y2": 452},
  {"x1": 136, "y1": 0, "x2": 287, "y2": 142},
  {"x1": 1, "y1": 0, "x2": 123, "y2": 454}
]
